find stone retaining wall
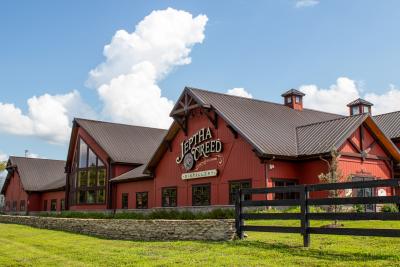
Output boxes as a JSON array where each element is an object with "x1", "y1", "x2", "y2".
[{"x1": 0, "y1": 215, "x2": 236, "y2": 241}]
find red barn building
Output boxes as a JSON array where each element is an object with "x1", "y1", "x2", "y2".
[
  {"x1": 64, "y1": 118, "x2": 166, "y2": 211},
  {"x1": 105, "y1": 87, "x2": 400, "y2": 209},
  {"x1": 4, "y1": 87, "x2": 400, "y2": 213},
  {"x1": 2, "y1": 157, "x2": 66, "y2": 214}
]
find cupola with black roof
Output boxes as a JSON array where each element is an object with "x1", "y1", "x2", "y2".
[
  {"x1": 281, "y1": 89, "x2": 305, "y2": 111},
  {"x1": 347, "y1": 98, "x2": 373, "y2": 116}
]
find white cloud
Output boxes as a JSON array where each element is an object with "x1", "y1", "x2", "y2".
[
  {"x1": 227, "y1": 88, "x2": 253, "y2": 98},
  {"x1": 300, "y1": 77, "x2": 400, "y2": 115},
  {"x1": 0, "y1": 152, "x2": 8, "y2": 162},
  {"x1": 88, "y1": 8, "x2": 208, "y2": 129},
  {"x1": 0, "y1": 90, "x2": 94, "y2": 144},
  {"x1": 295, "y1": 0, "x2": 319, "y2": 8},
  {"x1": 365, "y1": 85, "x2": 400, "y2": 115}
]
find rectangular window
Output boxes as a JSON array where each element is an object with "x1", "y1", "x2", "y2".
[
  {"x1": 295, "y1": 96, "x2": 301, "y2": 103},
  {"x1": 121, "y1": 193, "x2": 129, "y2": 209},
  {"x1": 97, "y1": 169, "x2": 106, "y2": 186},
  {"x1": 20, "y1": 200, "x2": 26, "y2": 211},
  {"x1": 352, "y1": 106, "x2": 360, "y2": 115},
  {"x1": 6, "y1": 201, "x2": 10, "y2": 211},
  {"x1": 352, "y1": 176, "x2": 375, "y2": 212},
  {"x1": 97, "y1": 189, "x2": 105, "y2": 203},
  {"x1": 286, "y1": 97, "x2": 292, "y2": 104},
  {"x1": 273, "y1": 179, "x2": 299, "y2": 200},
  {"x1": 60, "y1": 199, "x2": 65, "y2": 211},
  {"x1": 192, "y1": 184, "x2": 211, "y2": 206},
  {"x1": 43, "y1": 200, "x2": 48, "y2": 211},
  {"x1": 79, "y1": 139, "x2": 88, "y2": 168},
  {"x1": 136, "y1": 192, "x2": 148, "y2": 209},
  {"x1": 50, "y1": 199, "x2": 57, "y2": 211},
  {"x1": 12, "y1": 201, "x2": 17, "y2": 211},
  {"x1": 86, "y1": 190, "x2": 96, "y2": 204},
  {"x1": 162, "y1": 187, "x2": 177, "y2": 207},
  {"x1": 229, "y1": 180, "x2": 251, "y2": 205}
]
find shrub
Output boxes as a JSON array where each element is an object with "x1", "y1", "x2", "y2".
[{"x1": 37, "y1": 208, "x2": 235, "y2": 220}]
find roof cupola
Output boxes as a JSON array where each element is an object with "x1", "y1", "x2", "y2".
[
  {"x1": 347, "y1": 98, "x2": 373, "y2": 116},
  {"x1": 281, "y1": 89, "x2": 305, "y2": 111}
]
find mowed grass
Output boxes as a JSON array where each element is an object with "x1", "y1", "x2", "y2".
[{"x1": 0, "y1": 220, "x2": 400, "y2": 266}]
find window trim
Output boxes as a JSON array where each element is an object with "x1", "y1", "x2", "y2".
[
  {"x1": 162, "y1": 186, "x2": 178, "y2": 207},
  {"x1": 229, "y1": 179, "x2": 252, "y2": 205},
  {"x1": 295, "y1": 95, "x2": 301, "y2": 103},
  {"x1": 192, "y1": 183, "x2": 211, "y2": 206},
  {"x1": 43, "y1": 200, "x2": 48, "y2": 211},
  {"x1": 136, "y1": 191, "x2": 149, "y2": 209},
  {"x1": 19, "y1": 200, "x2": 26, "y2": 211},
  {"x1": 72, "y1": 137, "x2": 107, "y2": 205}
]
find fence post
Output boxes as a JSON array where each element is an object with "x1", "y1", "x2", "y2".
[
  {"x1": 235, "y1": 189, "x2": 244, "y2": 239},
  {"x1": 300, "y1": 185, "x2": 310, "y2": 247}
]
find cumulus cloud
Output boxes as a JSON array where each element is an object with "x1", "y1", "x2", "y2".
[
  {"x1": 227, "y1": 88, "x2": 253, "y2": 98},
  {"x1": 300, "y1": 77, "x2": 400, "y2": 115},
  {"x1": 364, "y1": 85, "x2": 400, "y2": 115},
  {"x1": 0, "y1": 90, "x2": 94, "y2": 144},
  {"x1": 295, "y1": 0, "x2": 319, "y2": 8},
  {"x1": 0, "y1": 152, "x2": 7, "y2": 162},
  {"x1": 88, "y1": 8, "x2": 208, "y2": 128}
]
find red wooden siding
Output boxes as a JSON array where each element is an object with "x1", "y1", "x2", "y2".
[
  {"x1": 4, "y1": 171, "x2": 28, "y2": 212},
  {"x1": 115, "y1": 179, "x2": 154, "y2": 209}
]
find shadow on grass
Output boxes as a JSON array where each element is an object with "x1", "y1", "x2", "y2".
[{"x1": 229, "y1": 239, "x2": 398, "y2": 262}]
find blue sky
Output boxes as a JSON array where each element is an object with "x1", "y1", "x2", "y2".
[{"x1": 1, "y1": 0, "x2": 400, "y2": 161}]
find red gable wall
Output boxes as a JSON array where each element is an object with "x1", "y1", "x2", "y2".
[
  {"x1": 4, "y1": 171, "x2": 28, "y2": 213},
  {"x1": 151, "y1": 108, "x2": 266, "y2": 207}
]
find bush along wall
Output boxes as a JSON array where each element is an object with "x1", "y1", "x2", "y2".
[{"x1": 0, "y1": 215, "x2": 236, "y2": 241}]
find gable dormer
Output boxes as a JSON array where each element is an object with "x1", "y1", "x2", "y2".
[
  {"x1": 281, "y1": 89, "x2": 305, "y2": 111},
  {"x1": 347, "y1": 98, "x2": 373, "y2": 116}
]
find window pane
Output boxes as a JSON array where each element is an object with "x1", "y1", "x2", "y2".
[
  {"x1": 88, "y1": 168, "x2": 97, "y2": 186},
  {"x1": 60, "y1": 199, "x2": 65, "y2": 210},
  {"x1": 87, "y1": 190, "x2": 96, "y2": 204},
  {"x1": 97, "y1": 189, "x2": 105, "y2": 203},
  {"x1": 98, "y1": 168, "x2": 106, "y2": 186},
  {"x1": 98, "y1": 159, "x2": 105, "y2": 167},
  {"x1": 122, "y1": 193, "x2": 128, "y2": 209},
  {"x1": 229, "y1": 181, "x2": 251, "y2": 204},
  {"x1": 78, "y1": 191, "x2": 86, "y2": 204},
  {"x1": 136, "y1": 192, "x2": 148, "y2": 209},
  {"x1": 88, "y1": 148, "x2": 97, "y2": 167},
  {"x1": 51, "y1": 200, "x2": 57, "y2": 211},
  {"x1": 79, "y1": 139, "x2": 88, "y2": 168},
  {"x1": 192, "y1": 184, "x2": 211, "y2": 206},
  {"x1": 352, "y1": 106, "x2": 360, "y2": 115},
  {"x1": 78, "y1": 171, "x2": 88, "y2": 186},
  {"x1": 162, "y1": 188, "x2": 177, "y2": 207},
  {"x1": 287, "y1": 97, "x2": 292, "y2": 103}
]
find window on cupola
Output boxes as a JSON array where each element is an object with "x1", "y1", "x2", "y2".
[{"x1": 352, "y1": 106, "x2": 360, "y2": 115}]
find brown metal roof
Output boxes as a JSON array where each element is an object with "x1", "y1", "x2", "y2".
[
  {"x1": 373, "y1": 111, "x2": 400, "y2": 140},
  {"x1": 7, "y1": 156, "x2": 66, "y2": 192},
  {"x1": 296, "y1": 114, "x2": 369, "y2": 156},
  {"x1": 347, "y1": 98, "x2": 373, "y2": 107},
  {"x1": 75, "y1": 118, "x2": 167, "y2": 164},
  {"x1": 110, "y1": 165, "x2": 151, "y2": 182},
  {"x1": 187, "y1": 87, "x2": 343, "y2": 157},
  {"x1": 281, "y1": 88, "x2": 305, "y2": 97}
]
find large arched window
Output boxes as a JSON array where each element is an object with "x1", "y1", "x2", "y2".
[{"x1": 71, "y1": 139, "x2": 106, "y2": 205}]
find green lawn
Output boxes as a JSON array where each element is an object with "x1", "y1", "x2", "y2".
[{"x1": 0, "y1": 221, "x2": 400, "y2": 266}]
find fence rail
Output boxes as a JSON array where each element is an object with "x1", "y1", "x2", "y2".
[{"x1": 235, "y1": 179, "x2": 400, "y2": 247}]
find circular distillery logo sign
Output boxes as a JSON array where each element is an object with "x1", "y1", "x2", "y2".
[{"x1": 176, "y1": 127, "x2": 223, "y2": 170}]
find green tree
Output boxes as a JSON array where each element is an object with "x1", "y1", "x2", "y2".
[
  {"x1": 0, "y1": 161, "x2": 6, "y2": 172},
  {"x1": 319, "y1": 149, "x2": 350, "y2": 225}
]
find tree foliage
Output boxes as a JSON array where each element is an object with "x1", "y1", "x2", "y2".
[{"x1": 0, "y1": 161, "x2": 6, "y2": 172}]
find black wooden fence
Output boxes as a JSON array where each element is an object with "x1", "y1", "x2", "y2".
[{"x1": 235, "y1": 179, "x2": 400, "y2": 247}]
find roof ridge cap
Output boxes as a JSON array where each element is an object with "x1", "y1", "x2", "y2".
[
  {"x1": 188, "y1": 87, "x2": 342, "y2": 116},
  {"x1": 9, "y1": 156, "x2": 65, "y2": 162},
  {"x1": 75, "y1": 117, "x2": 168, "y2": 131}
]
